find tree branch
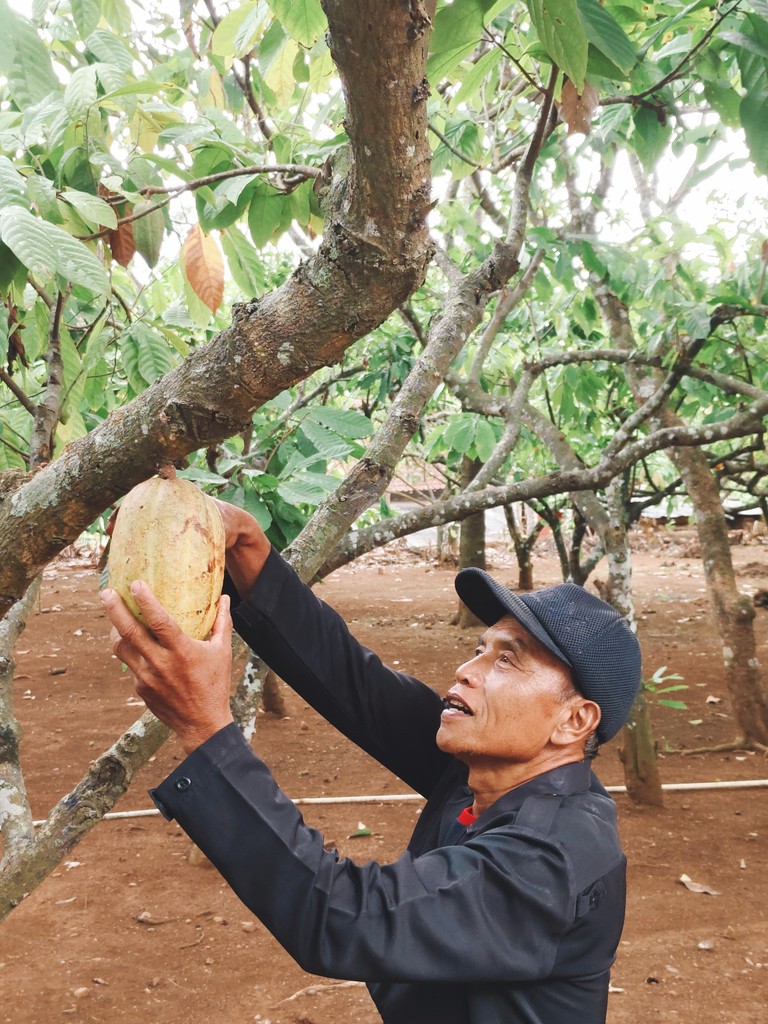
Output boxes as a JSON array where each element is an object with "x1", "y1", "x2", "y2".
[{"x1": 322, "y1": 406, "x2": 766, "y2": 574}]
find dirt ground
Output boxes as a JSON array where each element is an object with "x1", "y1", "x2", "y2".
[{"x1": 2, "y1": 531, "x2": 768, "y2": 1024}]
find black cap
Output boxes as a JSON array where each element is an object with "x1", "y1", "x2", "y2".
[{"x1": 454, "y1": 568, "x2": 642, "y2": 744}]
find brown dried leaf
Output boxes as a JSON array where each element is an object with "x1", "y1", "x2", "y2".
[
  {"x1": 560, "y1": 79, "x2": 600, "y2": 136},
  {"x1": 679, "y1": 873, "x2": 721, "y2": 896},
  {"x1": 99, "y1": 185, "x2": 136, "y2": 268},
  {"x1": 181, "y1": 224, "x2": 225, "y2": 314},
  {"x1": 106, "y1": 220, "x2": 136, "y2": 268}
]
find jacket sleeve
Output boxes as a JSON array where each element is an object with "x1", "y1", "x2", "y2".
[
  {"x1": 229, "y1": 547, "x2": 449, "y2": 798},
  {"x1": 151, "y1": 725, "x2": 576, "y2": 984}
]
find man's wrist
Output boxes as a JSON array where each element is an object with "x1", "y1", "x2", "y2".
[{"x1": 177, "y1": 716, "x2": 235, "y2": 756}]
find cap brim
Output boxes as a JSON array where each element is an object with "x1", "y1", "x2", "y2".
[{"x1": 455, "y1": 567, "x2": 573, "y2": 669}]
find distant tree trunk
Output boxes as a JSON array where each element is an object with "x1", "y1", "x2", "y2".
[
  {"x1": 567, "y1": 507, "x2": 591, "y2": 584},
  {"x1": 503, "y1": 502, "x2": 542, "y2": 590},
  {"x1": 668, "y1": 434, "x2": 768, "y2": 744},
  {"x1": 456, "y1": 457, "x2": 486, "y2": 627},
  {"x1": 262, "y1": 669, "x2": 287, "y2": 716},
  {"x1": 604, "y1": 479, "x2": 664, "y2": 806}
]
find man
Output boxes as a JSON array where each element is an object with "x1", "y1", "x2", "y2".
[{"x1": 102, "y1": 502, "x2": 641, "y2": 1024}]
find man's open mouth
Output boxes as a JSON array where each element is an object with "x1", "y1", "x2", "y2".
[{"x1": 442, "y1": 694, "x2": 473, "y2": 715}]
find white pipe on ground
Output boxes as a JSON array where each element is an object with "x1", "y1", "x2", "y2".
[{"x1": 30, "y1": 778, "x2": 768, "y2": 826}]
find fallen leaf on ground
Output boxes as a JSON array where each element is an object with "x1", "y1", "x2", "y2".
[{"x1": 679, "y1": 873, "x2": 721, "y2": 895}]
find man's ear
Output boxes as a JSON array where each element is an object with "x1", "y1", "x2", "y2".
[{"x1": 551, "y1": 699, "x2": 601, "y2": 748}]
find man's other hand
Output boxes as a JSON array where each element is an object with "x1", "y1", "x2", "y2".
[{"x1": 101, "y1": 581, "x2": 235, "y2": 754}]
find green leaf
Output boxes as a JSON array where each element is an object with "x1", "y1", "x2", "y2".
[
  {"x1": 577, "y1": 0, "x2": 636, "y2": 76},
  {"x1": 27, "y1": 175, "x2": 63, "y2": 223},
  {"x1": 6, "y1": 7, "x2": 60, "y2": 107},
  {"x1": 0, "y1": 205, "x2": 58, "y2": 279},
  {"x1": 265, "y1": 36, "x2": 299, "y2": 105},
  {"x1": 450, "y1": 47, "x2": 502, "y2": 112},
  {"x1": 298, "y1": 418, "x2": 355, "y2": 460},
  {"x1": 0, "y1": 242, "x2": 23, "y2": 293},
  {"x1": 0, "y1": 156, "x2": 28, "y2": 208},
  {"x1": 72, "y1": 0, "x2": 102, "y2": 38},
  {"x1": 472, "y1": 419, "x2": 497, "y2": 463},
  {"x1": 178, "y1": 467, "x2": 230, "y2": 486},
  {"x1": 740, "y1": 91, "x2": 768, "y2": 175},
  {"x1": 428, "y1": 0, "x2": 510, "y2": 82},
  {"x1": 221, "y1": 486, "x2": 273, "y2": 530},
  {"x1": 48, "y1": 228, "x2": 110, "y2": 298},
  {"x1": 211, "y1": 0, "x2": 266, "y2": 58},
  {"x1": 659, "y1": 699, "x2": 688, "y2": 710},
  {"x1": 247, "y1": 182, "x2": 290, "y2": 247},
  {"x1": 85, "y1": 29, "x2": 135, "y2": 71},
  {"x1": 444, "y1": 416, "x2": 476, "y2": 456},
  {"x1": 632, "y1": 106, "x2": 671, "y2": 169},
  {"x1": 60, "y1": 189, "x2": 118, "y2": 230},
  {"x1": 526, "y1": 0, "x2": 588, "y2": 88},
  {"x1": 121, "y1": 322, "x2": 176, "y2": 390},
  {"x1": 266, "y1": 0, "x2": 327, "y2": 47},
  {"x1": 132, "y1": 201, "x2": 165, "y2": 268},
  {"x1": 101, "y1": 0, "x2": 132, "y2": 34},
  {"x1": 64, "y1": 66, "x2": 99, "y2": 120},
  {"x1": 220, "y1": 225, "x2": 266, "y2": 296},
  {"x1": 277, "y1": 470, "x2": 338, "y2": 506},
  {"x1": 0, "y1": 207, "x2": 109, "y2": 297},
  {"x1": 305, "y1": 405, "x2": 373, "y2": 439}
]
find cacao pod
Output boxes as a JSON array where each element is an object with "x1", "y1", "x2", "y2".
[{"x1": 108, "y1": 469, "x2": 225, "y2": 639}]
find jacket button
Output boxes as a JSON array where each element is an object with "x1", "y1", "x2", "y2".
[{"x1": 174, "y1": 777, "x2": 192, "y2": 792}]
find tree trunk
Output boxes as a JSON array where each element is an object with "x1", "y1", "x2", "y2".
[
  {"x1": 619, "y1": 689, "x2": 663, "y2": 806},
  {"x1": 603, "y1": 479, "x2": 664, "y2": 806},
  {"x1": 503, "y1": 503, "x2": 535, "y2": 590},
  {"x1": 456, "y1": 457, "x2": 486, "y2": 628},
  {"x1": 262, "y1": 670, "x2": 287, "y2": 717},
  {"x1": 668, "y1": 435, "x2": 768, "y2": 744}
]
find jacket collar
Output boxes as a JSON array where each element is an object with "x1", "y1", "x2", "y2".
[{"x1": 468, "y1": 758, "x2": 594, "y2": 828}]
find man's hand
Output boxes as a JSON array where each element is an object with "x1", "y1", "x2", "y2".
[
  {"x1": 101, "y1": 581, "x2": 235, "y2": 754},
  {"x1": 211, "y1": 499, "x2": 271, "y2": 598}
]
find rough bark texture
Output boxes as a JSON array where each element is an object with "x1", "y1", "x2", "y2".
[
  {"x1": 0, "y1": 0, "x2": 437, "y2": 618},
  {"x1": 0, "y1": 577, "x2": 42, "y2": 864},
  {"x1": 456, "y1": 457, "x2": 486, "y2": 628},
  {"x1": 668, "y1": 433, "x2": 768, "y2": 743},
  {"x1": 603, "y1": 480, "x2": 663, "y2": 806}
]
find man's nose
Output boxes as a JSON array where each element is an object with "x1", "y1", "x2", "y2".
[{"x1": 455, "y1": 654, "x2": 482, "y2": 686}]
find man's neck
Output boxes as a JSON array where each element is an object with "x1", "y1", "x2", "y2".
[{"x1": 464, "y1": 750, "x2": 585, "y2": 816}]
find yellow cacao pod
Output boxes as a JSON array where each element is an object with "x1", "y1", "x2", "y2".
[{"x1": 108, "y1": 469, "x2": 225, "y2": 639}]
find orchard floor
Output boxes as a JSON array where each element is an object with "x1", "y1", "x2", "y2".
[{"x1": 3, "y1": 533, "x2": 768, "y2": 1024}]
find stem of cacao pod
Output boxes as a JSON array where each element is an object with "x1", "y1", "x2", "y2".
[{"x1": 157, "y1": 464, "x2": 177, "y2": 480}]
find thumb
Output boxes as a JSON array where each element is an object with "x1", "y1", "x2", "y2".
[
  {"x1": 209, "y1": 594, "x2": 232, "y2": 645},
  {"x1": 129, "y1": 580, "x2": 184, "y2": 646}
]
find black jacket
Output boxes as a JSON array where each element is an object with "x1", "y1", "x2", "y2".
[{"x1": 151, "y1": 548, "x2": 627, "y2": 1023}]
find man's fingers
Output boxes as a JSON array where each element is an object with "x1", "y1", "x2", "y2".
[
  {"x1": 209, "y1": 594, "x2": 232, "y2": 645},
  {"x1": 127, "y1": 581, "x2": 184, "y2": 648},
  {"x1": 101, "y1": 587, "x2": 150, "y2": 644}
]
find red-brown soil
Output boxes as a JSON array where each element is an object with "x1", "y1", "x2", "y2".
[{"x1": 2, "y1": 534, "x2": 767, "y2": 1023}]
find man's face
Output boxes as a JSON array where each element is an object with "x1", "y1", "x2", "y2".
[{"x1": 436, "y1": 613, "x2": 575, "y2": 764}]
